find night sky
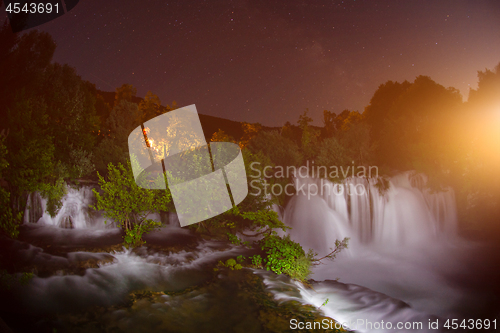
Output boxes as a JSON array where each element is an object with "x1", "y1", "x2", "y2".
[{"x1": 7, "y1": 0, "x2": 500, "y2": 126}]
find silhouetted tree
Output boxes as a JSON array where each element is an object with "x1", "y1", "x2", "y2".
[
  {"x1": 297, "y1": 109, "x2": 320, "y2": 160},
  {"x1": 280, "y1": 121, "x2": 301, "y2": 146},
  {"x1": 138, "y1": 91, "x2": 162, "y2": 123},
  {"x1": 374, "y1": 76, "x2": 462, "y2": 172},
  {"x1": 114, "y1": 83, "x2": 137, "y2": 107},
  {"x1": 249, "y1": 130, "x2": 303, "y2": 168},
  {"x1": 457, "y1": 62, "x2": 500, "y2": 228},
  {"x1": 93, "y1": 100, "x2": 141, "y2": 173},
  {"x1": 211, "y1": 129, "x2": 235, "y2": 143},
  {"x1": 323, "y1": 110, "x2": 336, "y2": 138},
  {"x1": 363, "y1": 80, "x2": 411, "y2": 144},
  {"x1": 315, "y1": 137, "x2": 352, "y2": 180},
  {"x1": 5, "y1": 91, "x2": 56, "y2": 218},
  {"x1": 240, "y1": 122, "x2": 262, "y2": 148},
  {"x1": 339, "y1": 120, "x2": 373, "y2": 166},
  {"x1": 333, "y1": 109, "x2": 351, "y2": 133},
  {"x1": 0, "y1": 26, "x2": 56, "y2": 128},
  {"x1": 35, "y1": 63, "x2": 100, "y2": 175}
]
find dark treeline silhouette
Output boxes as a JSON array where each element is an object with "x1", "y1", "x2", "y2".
[
  {"x1": 244, "y1": 71, "x2": 500, "y2": 236},
  {"x1": 0, "y1": 24, "x2": 499, "y2": 238}
]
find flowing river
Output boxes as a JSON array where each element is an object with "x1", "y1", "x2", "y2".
[{"x1": 1, "y1": 172, "x2": 499, "y2": 332}]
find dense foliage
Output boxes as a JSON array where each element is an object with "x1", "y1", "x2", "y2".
[
  {"x1": 0, "y1": 137, "x2": 19, "y2": 238},
  {"x1": 259, "y1": 235, "x2": 314, "y2": 281},
  {"x1": 92, "y1": 161, "x2": 171, "y2": 247}
]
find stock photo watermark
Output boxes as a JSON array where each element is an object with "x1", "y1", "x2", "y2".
[
  {"x1": 3, "y1": 1, "x2": 81, "y2": 32},
  {"x1": 127, "y1": 104, "x2": 248, "y2": 227},
  {"x1": 249, "y1": 161, "x2": 379, "y2": 199}
]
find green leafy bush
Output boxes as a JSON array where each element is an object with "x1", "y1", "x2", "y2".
[
  {"x1": 40, "y1": 176, "x2": 67, "y2": 217},
  {"x1": 217, "y1": 258, "x2": 242, "y2": 270},
  {"x1": 251, "y1": 254, "x2": 263, "y2": 268},
  {"x1": 0, "y1": 137, "x2": 21, "y2": 238},
  {"x1": 123, "y1": 221, "x2": 161, "y2": 247},
  {"x1": 227, "y1": 232, "x2": 242, "y2": 245},
  {"x1": 0, "y1": 270, "x2": 34, "y2": 290},
  {"x1": 92, "y1": 160, "x2": 171, "y2": 247},
  {"x1": 0, "y1": 187, "x2": 20, "y2": 238},
  {"x1": 259, "y1": 235, "x2": 313, "y2": 282},
  {"x1": 248, "y1": 130, "x2": 303, "y2": 168}
]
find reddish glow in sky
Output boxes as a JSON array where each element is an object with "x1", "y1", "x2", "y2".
[{"x1": 22, "y1": 0, "x2": 500, "y2": 125}]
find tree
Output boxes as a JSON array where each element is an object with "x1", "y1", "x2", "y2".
[
  {"x1": 0, "y1": 28, "x2": 100, "y2": 222},
  {"x1": 246, "y1": 130, "x2": 303, "y2": 205},
  {"x1": 211, "y1": 129, "x2": 235, "y2": 143},
  {"x1": 248, "y1": 130, "x2": 303, "y2": 168},
  {"x1": 0, "y1": 25, "x2": 100, "y2": 180},
  {"x1": 5, "y1": 91, "x2": 58, "y2": 216},
  {"x1": 224, "y1": 208, "x2": 349, "y2": 282},
  {"x1": 92, "y1": 160, "x2": 171, "y2": 247},
  {"x1": 339, "y1": 110, "x2": 363, "y2": 132},
  {"x1": 0, "y1": 18, "x2": 18, "y2": 64},
  {"x1": 114, "y1": 83, "x2": 137, "y2": 107},
  {"x1": 456, "y1": 62, "x2": 500, "y2": 229},
  {"x1": 297, "y1": 109, "x2": 320, "y2": 160},
  {"x1": 373, "y1": 76, "x2": 462, "y2": 172},
  {"x1": 468, "y1": 62, "x2": 500, "y2": 106},
  {"x1": 280, "y1": 121, "x2": 301, "y2": 146},
  {"x1": 239, "y1": 122, "x2": 262, "y2": 148},
  {"x1": 138, "y1": 91, "x2": 162, "y2": 123},
  {"x1": 333, "y1": 109, "x2": 351, "y2": 133},
  {"x1": 322, "y1": 110, "x2": 336, "y2": 138},
  {"x1": 297, "y1": 108, "x2": 313, "y2": 147},
  {"x1": 337, "y1": 111, "x2": 373, "y2": 166},
  {"x1": 315, "y1": 137, "x2": 352, "y2": 180},
  {"x1": 93, "y1": 100, "x2": 141, "y2": 173},
  {"x1": 363, "y1": 80, "x2": 411, "y2": 144},
  {"x1": 94, "y1": 93, "x2": 113, "y2": 128},
  {"x1": 0, "y1": 135, "x2": 19, "y2": 238},
  {"x1": 34, "y1": 63, "x2": 100, "y2": 177},
  {"x1": 0, "y1": 26, "x2": 56, "y2": 129},
  {"x1": 166, "y1": 100, "x2": 178, "y2": 110}
]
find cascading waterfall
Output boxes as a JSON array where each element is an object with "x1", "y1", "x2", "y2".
[
  {"x1": 279, "y1": 172, "x2": 476, "y2": 332},
  {"x1": 24, "y1": 185, "x2": 107, "y2": 229},
  {"x1": 284, "y1": 171, "x2": 458, "y2": 255},
  {"x1": 24, "y1": 184, "x2": 179, "y2": 229}
]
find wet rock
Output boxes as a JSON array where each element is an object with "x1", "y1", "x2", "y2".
[{"x1": 67, "y1": 252, "x2": 116, "y2": 272}]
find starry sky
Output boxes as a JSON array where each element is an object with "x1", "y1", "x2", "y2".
[{"x1": 7, "y1": 0, "x2": 500, "y2": 126}]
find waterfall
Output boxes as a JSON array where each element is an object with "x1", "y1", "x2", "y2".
[
  {"x1": 284, "y1": 171, "x2": 458, "y2": 256},
  {"x1": 25, "y1": 184, "x2": 180, "y2": 229},
  {"x1": 281, "y1": 171, "x2": 471, "y2": 328},
  {"x1": 24, "y1": 185, "x2": 108, "y2": 229},
  {"x1": 25, "y1": 192, "x2": 43, "y2": 224}
]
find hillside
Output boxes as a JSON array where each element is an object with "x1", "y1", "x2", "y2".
[{"x1": 96, "y1": 90, "x2": 277, "y2": 142}]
